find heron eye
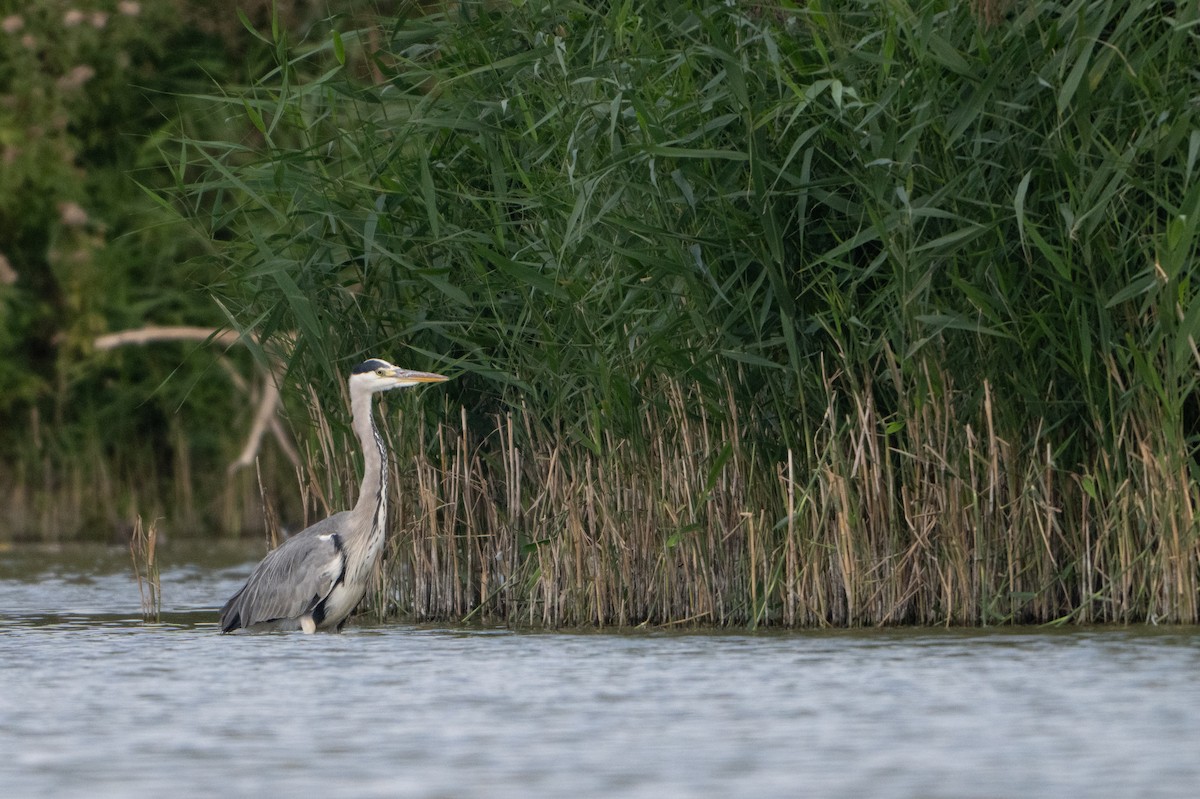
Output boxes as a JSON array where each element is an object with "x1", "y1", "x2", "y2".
[{"x1": 376, "y1": 368, "x2": 387, "y2": 376}]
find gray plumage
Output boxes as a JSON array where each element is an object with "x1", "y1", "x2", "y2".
[{"x1": 219, "y1": 358, "x2": 448, "y2": 634}]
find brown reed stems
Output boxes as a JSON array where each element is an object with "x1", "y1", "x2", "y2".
[
  {"x1": 297, "y1": 357, "x2": 1200, "y2": 629},
  {"x1": 129, "y1": 515, "x2": 161, "y2": 623}
]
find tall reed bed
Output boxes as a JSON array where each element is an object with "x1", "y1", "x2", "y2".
[
  {"x1": 185, "y1": 0, "x2": 1200, "y2": 625},
  {"x1": 290, "y1": 348, "x2": 1198, "y2": 626}
]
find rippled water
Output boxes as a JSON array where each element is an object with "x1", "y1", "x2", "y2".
[{"x1": 1, "y1": 543, "x2": 1198, "y2": 798}]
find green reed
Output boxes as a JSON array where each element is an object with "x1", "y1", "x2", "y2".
[{"x1": 183, "y1": 0, "x2": 1200, "y2": 625}]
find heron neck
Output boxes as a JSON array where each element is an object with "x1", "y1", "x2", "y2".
[{"x1": 350, "y1": 388, "x2": 388, "y2": 544}]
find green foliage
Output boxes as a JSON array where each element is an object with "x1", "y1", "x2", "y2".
[
  {"x1": 194, "y1": 0, "x2": 1200, "y2": 452},
  {"x1": 185, "y1": 0, "x2": 1200, "y2": 624},
  {"x1": 0, "y1": 0, "x2": 335, "y2": 539},
  {"x1": 0, "y1": 0, "x2": 259, "y2": 396}
]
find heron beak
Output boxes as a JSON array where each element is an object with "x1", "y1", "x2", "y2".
[{"x1": 388, "y1": 368, "x2": 450, "y2": 385}]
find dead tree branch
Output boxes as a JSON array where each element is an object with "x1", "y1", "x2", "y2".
[{"x1": 93, "y1": 325, "x2": 297, "y2": 473}]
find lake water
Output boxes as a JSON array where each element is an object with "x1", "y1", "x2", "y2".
[{"x1": 2, "y1": 542, "x2": 1198, "y2": 798}]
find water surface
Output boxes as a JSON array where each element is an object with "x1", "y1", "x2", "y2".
[{"x1": 1, "y1": 543, "x2": 1198, "y2": 798}]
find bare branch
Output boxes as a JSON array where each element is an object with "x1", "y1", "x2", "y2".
[
  {"x1": 93, "y1": 325, "x2": 298, "y2": 472},
  {"x1": 93, "y1": 325, "x2": 256, "y2": 351}
]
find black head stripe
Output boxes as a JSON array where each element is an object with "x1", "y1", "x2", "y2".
[{"x1": 352, "y1": 359, "x2": 391, "y2": 375}]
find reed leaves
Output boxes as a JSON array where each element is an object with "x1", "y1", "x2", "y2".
[{"x1": 184, "y1": 0, "x2": 1200, "y2": 626}]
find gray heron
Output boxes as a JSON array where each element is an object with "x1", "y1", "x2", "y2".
[{"x1": 219, "y1": 358, "x2": 448, "y2": 633}]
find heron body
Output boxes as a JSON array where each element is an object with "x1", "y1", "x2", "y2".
[{"x1": 219, "y1": 358, "x2": 448, "y2": 633}]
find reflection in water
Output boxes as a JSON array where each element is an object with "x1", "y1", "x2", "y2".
[{"x1": 2, "y1": 544, "x2": 1199, "y2": 798}]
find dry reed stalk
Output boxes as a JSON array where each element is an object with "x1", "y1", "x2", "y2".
[
  {"x1": 129, "y1": 515, "x2": 161, "y2": 623},
  {"x1": 255, "y1": 458, "x2": 283, "y2": 551}
]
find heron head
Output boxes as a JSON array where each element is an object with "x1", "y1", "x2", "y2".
[{"x1": 350, "y1": 358, "x2": 449, "y2": 393}]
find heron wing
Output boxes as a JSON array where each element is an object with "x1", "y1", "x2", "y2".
[{"x1": 219, "y1": 512, "x2": 351, "y2": 632}]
